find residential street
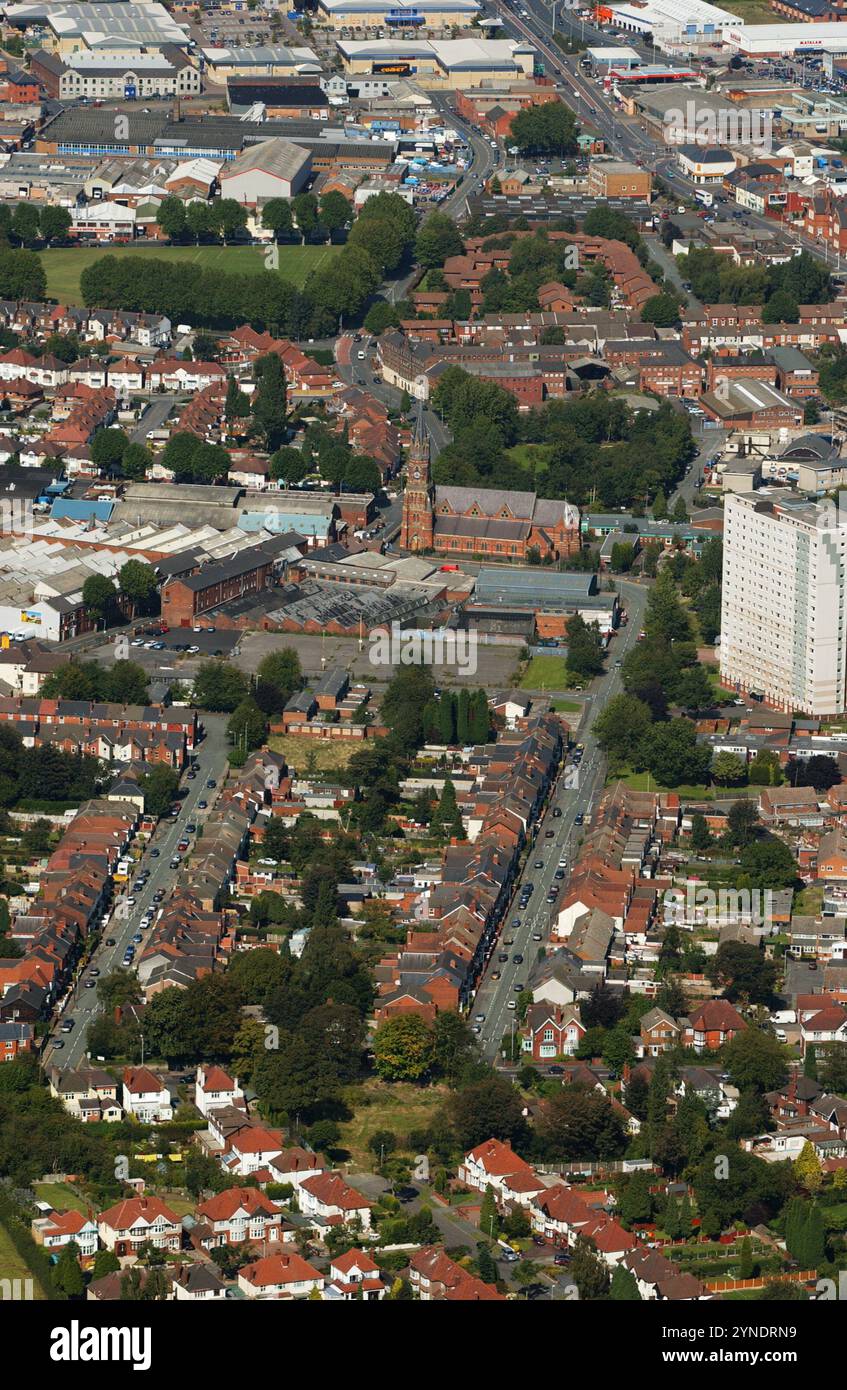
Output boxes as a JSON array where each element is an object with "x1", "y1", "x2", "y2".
[
  {"x1": 475, "y1": 579, "x2": 648, "y2": 1062},
  {"x1": 43, "y1": 713, "x2": 232, "y2": 1072}
]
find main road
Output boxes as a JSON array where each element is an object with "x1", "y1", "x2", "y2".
[
  {"x1": 473, "y1": 579, "x2": 648, "y2": 1062},
  {"x1": 43, "y1": 714, "x2": 232, "y2": 1072}
]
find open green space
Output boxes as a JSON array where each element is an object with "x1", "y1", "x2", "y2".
[
  {"x1": 338, "y1": 1079, "x2": 447, "y2": 1169},
  {"x1": 39, "y1": 242, "x2": 342, "y2": 304},
  {"x1": 506, "y1": 443, "x2": 553, "y2": 477},
  {"x1": 523, "y1": 654, "x2": 580, "y2": 691},
  {"x1": 0, "y1": 1222, "x2": 45, "y2": 1298},
  {"x1": 34, "y1": 1181, "x2": 88, "y2": 1215}
]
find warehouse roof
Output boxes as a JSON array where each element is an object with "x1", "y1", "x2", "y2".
[{"x1": 221, "y1": 137, "x2": 311, "y2": 183}]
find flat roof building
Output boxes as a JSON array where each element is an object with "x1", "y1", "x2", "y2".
[
  {"x1": 317, "y1": 0, "x2": 480, "y2": 26},
  {"x1": 336, "y1": 37, "x2": 536, "y2": 88}
]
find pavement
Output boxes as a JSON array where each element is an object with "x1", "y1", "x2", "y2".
[
  {"x1": 473, "y1": 579, "x2": 648, "y2": 1063},
  {"x1": 43, "y1": 713, "x2": 232, "y2": 1072}
]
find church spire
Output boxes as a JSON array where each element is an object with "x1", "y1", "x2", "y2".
[{"x1": 411, "y1": 402, "x2": 429, "y2": 463}]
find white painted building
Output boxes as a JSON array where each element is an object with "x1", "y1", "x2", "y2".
[{"x1": 720, "y1": 490, "x2": 847, "y2": 716}]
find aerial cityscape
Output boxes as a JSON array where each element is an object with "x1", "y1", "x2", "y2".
[{"x1": 3, "y1": 0, "x2": 847, "y2": 1346}]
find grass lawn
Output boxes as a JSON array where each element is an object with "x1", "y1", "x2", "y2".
[
  {"x1": 338, "y1": 1079, "x2": 448, "y2": 1170},
  {"x1": 0, "y1": 1223, "x2": 45, "y2": 1298},
  {"x1": 551, "y1": 697, "x2": 583, "y2": 713},
  {"x1": 523, "y1": 654, "x2": 579, "y2": 692},
  {"x1": 794, "y1": 883, "x2": 824, "y2": 915},
  {"x1": 610, "y1": 769, "x2": 712, "y2": 798},
  {"x1": 34, "y1": 1181, "x2": 88, "y2": 1216},
  {"x1": 268, "y1": 733, "x2": 360, "y2": 773},
  {"x1": 507, "y1": 443, "x2": 553, "y2": 477},
  {"x1": 39, "y1": 242, "x2": 342, "y2": 304}
]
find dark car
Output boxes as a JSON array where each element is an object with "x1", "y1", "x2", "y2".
[
  {"x1": 553, "y1": 1251, "x2": 571, "y2": 1266},
  {"x1": 150, "y1": 848, "x2": 160, "y2": 857},
  {"x1": 105, "y1": 937, "x2": 116, "y2": 947},
  {"x1": 206, "y1": 779, "x2": 216, "y2": 789},
  {"x1": 575, "y1": 812, "x2": 584, "y2": 826},
  {"x1": 60, "y1": 1019, "x2": 75, "y2": 1033},
  {"x1": 88, "y1": 968, "x2": 100, "y2": 977},
  {"x1": 198, "y1": 800, "x2": 208, "y2": 809},
  {"x1": 548, "y1": 1065, "x2": 564, "y2": 1075},
  {"x1": 51, "y1": 1038, "x2": 65, "y2": 1049},
  {"x1": 545, "y1": 828, "x2": 555, "y2": 837},
  {"x1": 498, "y1": 952, "x2": 509, "y2": 963},
  {"x1": 512, "y1": 953, "x2": 524, "y2": 964},
  {"x1": 395, "y1": 1186, "x2": 419, "y2": 1203}
]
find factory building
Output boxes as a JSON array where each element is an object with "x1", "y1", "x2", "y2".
[{"x1": 336, "y1": 37, "x2": 536, "y2": 88}]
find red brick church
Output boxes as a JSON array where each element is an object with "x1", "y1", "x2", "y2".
[{"x1": 399, "y1": 412, "x2": 580, "y2": 561}]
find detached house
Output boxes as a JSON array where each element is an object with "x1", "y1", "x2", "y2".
[
  {"x1": 122, "y1": 1066, "x2": 173, "y2": 1123},
  {"x1": 681, "y1": 1000, "x2": 746, "y2": 1052},
  {"x1": 237, "y1": 1251, "x2": 324, "y2": 1300},
  {"x1": 521, "y1": 1003, "x2": 586, "y2": 1060},
  {"x1": 194, "y1": 1187, "x2": 284, "y2": 1248},
  {"x1": 640, "y1": 1007, "x2": 681, "y2": 1057},
  {"x1": 194, "y1": 1063, "x2": 245, "y2": 1118},
  {"x1": 801, "y1": 1004, "x2": 847, "y2": 1055},
  {"x1": 97, "y1": 1195, "x2": 181, "y2": 1256},
  {"x1": 298, "y1": 1172, "x2": 373, "y2": 1231},
  {"x1": 325, "y1": 1248, "x2": 386, "y2": 1301},
  {"x1": 458, "y1": 1137, "x2": 537, "y2": 1198}
]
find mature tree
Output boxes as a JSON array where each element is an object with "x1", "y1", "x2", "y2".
[
  {"x1": 534, "y1": 1086, "x2": 628, "y2": 1162},
  {"x1": 141, "y1": 765, "x2": 180, "y2": 818},
  {"x1": 723, "y1": 1026, "x2": 787, "y2": 1093},
  {"x1": 292, "y1": 192, "x2": 319, "y2": 242},
  {"x1": 641, "y1": 293, "x2": 680, "y2": 327},
  {"x1": 91, "y1": 427, "x2": 130, "y2": 473},
  {"x1": 262, "y1": 198, "x2": 294, "y2": 238},
  {"x1": 712, "y1": 752, "x2": 747, "y2": 787},
  {"x1": 316, "y1": 189, "x2": 350, "y2": 235},
  {"x1": 156, "y1": 195, "x2": 187, "y2": 242},
  {"x1": 372, "y1": 1014, "x2": 435, "y2": 1082},
  {"x1": 192, "y1": 660, "x2": 248, "y2": 712},
  {"x1": 415, "y1": 212, "x2": 464, "y2": 268},
  {"x1": 570, "y1": 1235, "x2": 610, "y2": 1300},
  {"x1": 121, "y1": 441, "x2": 152, "y2": 481},
  {"x1": 447, "y1": 1072, "x2": 527, "y2": 1150},
  {"x1": 81, "y1": 573, "x2": 117, "y2": 628},
  {"x1": 40, "y1": 205, "x2": 72, "y2": 244},
  {"x1": 252, "y1": 351, "x2": 287, "y2": 450},
  {"x1": 638, "y1": 718, "x2": 711, "y2": 788},
  {"x1": 727, "y1": 798, "x2": 759, "y2": 847},
  {"x1": 565, "y1": 612, "x2": 605, "y2": 679},
  {"x1": 594, "y1": 693, "x2": 652, "y2": 769},
  {"x1": 709, "y1": 940, "x2": 778, "y2": 1005},
  {"x1": 117, "y1": 559, "x2": 158, "y2": 617}
]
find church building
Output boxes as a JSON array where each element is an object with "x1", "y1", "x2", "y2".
[{"x1": 399, "y1": 411, "x2": 580, "y2": 562}]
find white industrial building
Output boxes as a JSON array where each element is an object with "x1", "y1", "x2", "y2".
[
  {"x1": 720, "y1": 491, "x2": 847, "y2": 716},
  {"x1": 724, "y1": 22, "x2": 847, "y2": 56},
  {"x1": 317, "y1": 0, "x2": 480, "y2": 25},
  {"x1": 605, "y1": 0, "x2": 740, "y2": 44},
  {"x1": 219, "y1": 137, "x2": 312, "y2": 204},
  {"x1": 2, "y1": 1, "x2": 191, "y2": 53}
]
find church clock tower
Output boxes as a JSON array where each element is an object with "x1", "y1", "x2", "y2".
[{"x1": 400, "y1": 406, "x2": 433, "y2": 553}]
